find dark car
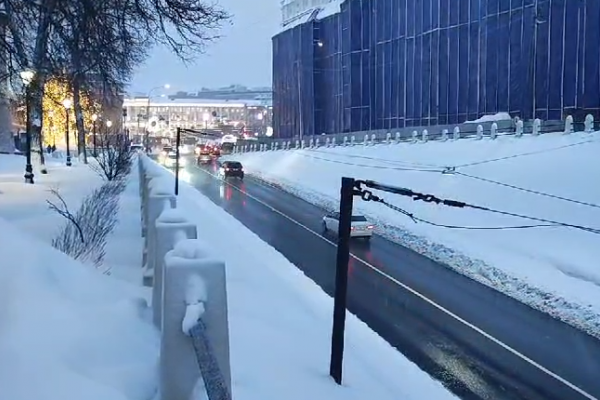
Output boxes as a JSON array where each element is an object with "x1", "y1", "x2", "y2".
[
  {"x1": 218, "y1": 161, "x2": 244, "y2": 179},
  {"x1": 196, "y1": 145, "x2": 212, "y2": 164},
  {"x1": 208, "y1": 144, "x2": 221, "y2": 157}
]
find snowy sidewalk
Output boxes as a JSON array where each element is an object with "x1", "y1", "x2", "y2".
[
  {"x1": 103, "y1": 168, "x2": 149, "y2": 298},
  {"x1": 0, "y1": 154, "x2": 103, "y2": 243},
  {"x1": 0, "y1": 155, "x2": 159, "y2": 399}
]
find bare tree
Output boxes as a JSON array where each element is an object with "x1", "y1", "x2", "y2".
[
  {"x1": 1, "y1": 0, "x2": 62, "y2": 162},
  {"x1": 49, "y1": 181, "x2": 124, "y2": 272},
  {"x1": 117, "y1": 0, "x2": 230, "y2": 61},
  {"x1": 46, "y1": 0, "x2": 148, "y2": 164},
  {"x1": 0, "y1": 10, "x2": 15, "y2": 153},
  {"x1": 90, "y1": 133, "x2": 133, "y2": 181},
  {"x1": 1, "y1": 0, "x2": 230, "y2": 165}
]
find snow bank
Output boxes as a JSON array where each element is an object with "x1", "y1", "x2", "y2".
[
  {"x1": 228, "y1": 131, "x2": 600, "y2": 337},
  {"x1": 0, "y1": 154, "x2": 103, "y2": 243},
  {"x1": 465, "y1": 112, "x2": 513, "y2": 123},
  {"x1": 147, "y1": 159, "x2": 457, "y2": 400},
  {"x1": 0, "y1": 217, "x2": 159, "y2": 400}
]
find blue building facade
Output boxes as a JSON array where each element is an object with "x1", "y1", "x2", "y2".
[{"x1": 272, "y1": 0, "x2": 600, "y2": 138}]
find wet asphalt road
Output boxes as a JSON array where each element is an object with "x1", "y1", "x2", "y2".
[{"x1": 174, "y1": 158, "x2": 600, "y2": 400}]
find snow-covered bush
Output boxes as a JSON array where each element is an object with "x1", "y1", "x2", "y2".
[
  {"x1": 91, "y1": 134, "x2": 134, "y2": 181},
  {"x1": 49, "y1": 180, "x2": 125, "y2": 271}
]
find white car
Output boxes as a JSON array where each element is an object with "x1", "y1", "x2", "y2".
[
  {"x1": 163, "y1": 152, "x2": 186, "y2": 168},
  {"x1": 322, "y1": 212, "x2": 374, "y2": 240}
]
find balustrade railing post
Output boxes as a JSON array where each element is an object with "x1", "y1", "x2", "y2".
[
  {"x1": 154, "y1": 213, "x2": 197, "y2": 328},
  {"x1": 145, "y1": 178, "x2": 176, "y2": 285},
  {"x1": 161, "y1": 239, "x2": 231, "y2": 400}
]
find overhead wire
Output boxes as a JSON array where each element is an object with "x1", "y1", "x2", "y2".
[
  {"x1": 376, "y1": 199, "x2": 559, "y2": 230},
  {"x1": 454, "y1": 171, "x2": 600, "y2": 210},
  {"x1": 307, "y1": 148, "x2": 441, "y2": 169},
  {"x1": 296, "y1": 151, "x2": 441, "y2": 172},
  {"x1": 451, "y1": 138, "x2": 598, "y2": 168},
  {"x1": 296, "y1": 141, "x2": 600, "y2": 210},
  {"x1": 355, "y1": 180, "x2": 600, "y2": 235}
]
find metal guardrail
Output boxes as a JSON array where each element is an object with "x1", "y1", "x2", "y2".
[
  {"x1": 234, "y1": 115, "x2": 595, "y2": 153},
  {"x1": 138, "y1": 154, "x2": 232, "y2": 400},
  {"x1": 235, "y1": 117, "x2": 579, "y2": 148}
]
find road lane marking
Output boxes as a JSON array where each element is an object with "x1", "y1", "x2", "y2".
[{"x1": 190, "y1": 164, "x2": 596, "y2": 400}]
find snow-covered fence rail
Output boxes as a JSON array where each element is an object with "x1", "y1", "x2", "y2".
[
  {"x1": 139, "y1": 155, "x2": 232, "y2": 400},
  {"x1": 233, "y1": 116, "x2": 588, "y2": 153}
]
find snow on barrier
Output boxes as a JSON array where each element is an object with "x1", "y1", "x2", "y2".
[
  {"x1": 232, "y1": 116, "x2": 596, "y2": 154},
  {"x1": 139, "y1": 155, "x2": 232, "y2": 400}
]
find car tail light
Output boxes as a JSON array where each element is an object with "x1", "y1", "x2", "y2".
[
  {"x1": 367, "y1": 225, "x2": 374, "y2": 229},
  {"x1": 350, "y1": 226, "x2": 355, "y2": 230}
]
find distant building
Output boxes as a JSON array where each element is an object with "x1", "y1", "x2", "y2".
[
  {"x1": 122, "y1": 96, "x2": 272, "y2": 139},
  {"x1": 168, "y1": 85, "x2": 272, "y2": 103}
]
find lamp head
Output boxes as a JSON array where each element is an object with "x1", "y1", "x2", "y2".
[{"x1": 20, "y1": 70, "x2": 35, "y2": 85}]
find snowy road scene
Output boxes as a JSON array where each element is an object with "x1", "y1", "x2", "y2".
[{"x1": 1, "y1": 1, "x2": 599, "y2": 400}]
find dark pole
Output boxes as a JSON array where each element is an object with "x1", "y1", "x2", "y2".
[
  {"x1": 145, "y1": 100, "x2": 150, "y2": 153},
  {"x1": 174, "y1": 127, "x2": 181, "y2": 195},
  {"x1": 329, "y1": 176, "x2": 355, "y2": 385},
  {"x1": 24, "y1": 85, "x2": 34, "y2": 183},
  {"x1": 92, "y1": 120, "x2": 97, "y2": 157},
  {"x1": 65, "y1": 109, "x2": 72, "y2": 166}
]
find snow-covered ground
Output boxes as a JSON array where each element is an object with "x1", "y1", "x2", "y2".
[
  {"x1": 0, "y1": 154, "x2": 158, "y2": 400},
  {"x1": 227, "y1": 131, "x2": 600, "y2": 337},
  {"x1": 153, "y1": 160, "x2": 458, "y2": 399},
  {"x1": 0, "y1": 153, "x2": 103, "y2": 242}
]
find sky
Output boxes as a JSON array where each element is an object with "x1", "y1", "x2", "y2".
[{"x1": 129, "y1": 0, "x2": 281, "y2": 95}]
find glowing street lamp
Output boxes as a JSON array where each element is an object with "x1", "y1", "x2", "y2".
[
  {"x1": 91, "y1": 114, "x2": 98, "y2": 156},
  {"x1": 62, "y1": 98, "x2": 73, "y2": 166}
]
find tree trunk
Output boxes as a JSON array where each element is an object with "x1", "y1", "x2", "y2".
[
  {"x1": 72, "y1": 78, "x2": 88, "y2": 164},
  {"x1": 28, "y1": 77, "x2": 46, "y2": 171},
  {"x1": 0, "y1": 12, "x2": 15, "y2": 154},
  {"x1": 28, "y1": 0, "x2": 58, "y2": 168}
]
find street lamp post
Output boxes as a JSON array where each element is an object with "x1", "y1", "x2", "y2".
[
  {"x1": 145, "y1": 83, "x2": 170, "y2": 153},
  {"x1": 91, "y1": 114, "x2": 98, "y2": 156},
  {"x1": 63, "y1": 98, "x2": 72, "y2": 166},
  {"x1": 203, "y1": 112, "x2": 210, "y2": 130},
  {"x1": 20, "y1": 70, "x2": 35, "y2": 183}
]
